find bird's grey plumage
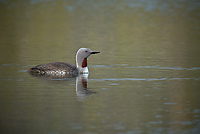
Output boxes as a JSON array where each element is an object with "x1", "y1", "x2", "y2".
[{"x1": 28, "y1": 62, "x2": 79, "y2": 77}]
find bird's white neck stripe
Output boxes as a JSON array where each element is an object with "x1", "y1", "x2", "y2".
[{"x1": 79, "y1": 67, "x2": 89, "y2": 74}]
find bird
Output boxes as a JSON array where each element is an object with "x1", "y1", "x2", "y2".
[{"x1": 28, "y1": 48, "x2": 100, "y2": 77}]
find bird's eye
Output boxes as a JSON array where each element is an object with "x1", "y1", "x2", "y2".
[{"x1": 85, "y1": 51, "x2": 88, "y2": 53}]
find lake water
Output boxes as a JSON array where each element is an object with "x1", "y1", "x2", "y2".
[{"x1": 0, "y1": 0, "x2": 200, "y2": 134}]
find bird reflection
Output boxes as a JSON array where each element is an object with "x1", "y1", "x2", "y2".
[
  {"x1": 28, "y1": 71, "x2": 95, "y2": 100},
  {"x1": 76, "y1": 74, "x2": 95, "y2": 100}
]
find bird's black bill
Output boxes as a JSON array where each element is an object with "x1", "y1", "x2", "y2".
[{"x1": 91, "y1": 51, "x2": 100, "y2": 54}]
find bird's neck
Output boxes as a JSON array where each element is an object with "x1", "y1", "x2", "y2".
[{"x1": 76, "y1": 56, "x2": 89, "y2": 74}]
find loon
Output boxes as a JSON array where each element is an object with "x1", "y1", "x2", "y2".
[{"x1": 28, "y1": 48, "x2": 100, "y2": 77}]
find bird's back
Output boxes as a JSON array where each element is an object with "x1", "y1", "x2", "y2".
[{"x1": 28, "y1": 62, "x2": 79, "y2": 77}]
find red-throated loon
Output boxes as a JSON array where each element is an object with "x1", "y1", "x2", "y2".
[{"x1": 28, "y1": 48, "x2": 100, "y2": 77}]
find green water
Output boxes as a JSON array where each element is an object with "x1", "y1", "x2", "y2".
[{"x1": 0, "y1": 1, "x2": 200, "y2": 134}]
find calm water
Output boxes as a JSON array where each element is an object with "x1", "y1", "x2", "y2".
[{"x1": 0, "y1": 0, "x2": 200, "y2": 134}]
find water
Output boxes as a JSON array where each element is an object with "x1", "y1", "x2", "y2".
[{"x1": 0, "y1": 0, "x2": 200, "y2": 134}]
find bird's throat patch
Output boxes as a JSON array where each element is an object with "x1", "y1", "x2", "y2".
[{"x1": 82, "y1": 58, "x2": 87, "y2": 68}]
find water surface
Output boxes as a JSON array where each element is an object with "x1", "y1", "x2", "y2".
[{"x1": 0, "y1": 0, "x2": 200, "y2": 134}]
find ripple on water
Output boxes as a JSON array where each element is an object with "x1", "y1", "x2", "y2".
[
  {"x1": 163, "y1": 103, "x2": 177, "y2": 105},
  {"x1": 89, "y1": 77, "x2": 200, "y2": 81},
  {"x1": 94, "y1": 64, "x2": 200, "y2": 71},
  {"x1": 124, "y1": 65, "x2": 200, "y2": 71}
]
